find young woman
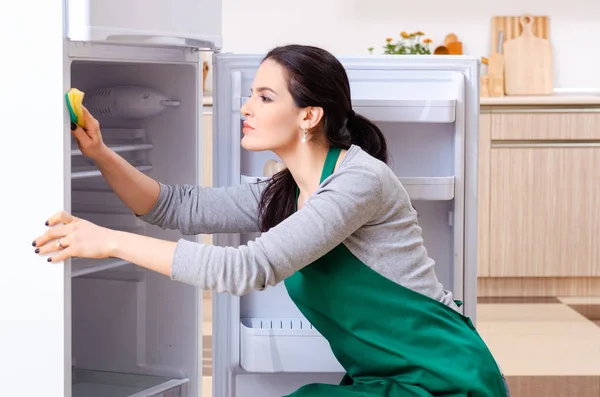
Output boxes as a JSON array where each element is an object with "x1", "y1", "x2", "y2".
[{"x1": 33, "y1": 44, "x2": 509, "y2": 396}]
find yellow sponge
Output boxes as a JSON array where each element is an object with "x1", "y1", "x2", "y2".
[{"x1": 65, "y1": 88, "x2": 85, "y2": 128}]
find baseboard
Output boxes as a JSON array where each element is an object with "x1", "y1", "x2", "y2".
[
  {"x1": 478, "y1": 277, "x2": 600, "y2": 297},
  {"x1": 505, "y1": 376, "x2": 600, "y2": 397}
]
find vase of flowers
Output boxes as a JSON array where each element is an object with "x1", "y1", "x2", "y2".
[{"x1": 369, "y1": 31, "x2": 433, "y2": 55}]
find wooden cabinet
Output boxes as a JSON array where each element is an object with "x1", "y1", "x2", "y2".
[
  {"x1": 489, "y1": 145, "x2": 600, "y2": 277},
  {"x1": 478, "y1": 98, "x2": 600, "y2": 296},
  {"x1": 491, "y1": 112, "x2": 600, "y2": 141}
]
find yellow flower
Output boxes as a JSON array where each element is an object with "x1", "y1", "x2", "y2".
[
  {"x1": 386, "y1": 37, "x2": 393, "y2": 42},
  {"x1": 415, "y1": 31, "x2": 425, "y2": 36},
  {"x1": 423, "y1": 38, "x2": 432, "y2": 43},
  {"x1": 401, "y1": 32, "x2": 410, "y2": 39}
]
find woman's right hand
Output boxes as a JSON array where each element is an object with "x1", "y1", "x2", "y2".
[{"x1": 71, "y1": 105, "x2": 108, "y2": 161}]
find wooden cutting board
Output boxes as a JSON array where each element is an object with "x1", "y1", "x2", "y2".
[
  {"x1": 502, "y1": 14, "x2": 554, "y2": 95},
  {"x1": 490, "y1": 15, "x2": 550, "y2": 55}
]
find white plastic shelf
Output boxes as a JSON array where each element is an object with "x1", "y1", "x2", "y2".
[
  {"x1": 240, "y1": 175, "x2": 455, "y2": 201},
  {"x1": 239, "y1": 318, "x2": 343, "y2": 373},
  {"x1": 71, "y1": 143, "x2": 154, "y2": 156},
  {"x1": 71, "y1": 257, "x2": 131, "y2": 278},
  {"x1": 72, "y1": 165, "x2": 152, "y2": 180},
  {"x1": 351, "y1": 99, "x2": 456, "y2": 123},
  {"x1": 72, "y1": 368, "x2": 188, "y2": 397},
  {"x1": 399, "y1": 176, "x2": 455, "y2": 200}
]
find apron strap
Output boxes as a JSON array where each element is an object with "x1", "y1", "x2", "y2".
[
  {"x1": 295, "y1": 146, "x2": 343, "y2": 210},
  {"x1": 319, "y1": 146, "x2": 342, "y2": 183}
]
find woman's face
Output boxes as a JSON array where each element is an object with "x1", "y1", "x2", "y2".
[{"x1": 240, "y1": 59, "x2": 304, "y2": 152}]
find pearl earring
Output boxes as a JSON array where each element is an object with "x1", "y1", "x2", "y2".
[{"x1": 302, "y1": 128, "x2": 307, "y2": 143}]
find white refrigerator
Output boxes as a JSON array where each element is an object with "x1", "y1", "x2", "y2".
[{"x1": 2, "y1": 0, "x2": 480, "y2": 396}]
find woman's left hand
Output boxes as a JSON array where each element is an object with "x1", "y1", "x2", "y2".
[{"x1": 32, "y1": 211, "x2": 118, "y2": 262}]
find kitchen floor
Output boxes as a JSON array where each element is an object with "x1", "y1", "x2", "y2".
[{"x1": 201, "y1": 295, "x2": 600, "y2": 397}]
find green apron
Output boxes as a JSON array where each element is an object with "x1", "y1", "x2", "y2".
[{"x1": 283, "y1": 146, "x2": 508, "y2": 397}]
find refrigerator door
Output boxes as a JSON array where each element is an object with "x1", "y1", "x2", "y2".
[
  {"x1": 212, "y1": 53, "x2": 480, "y2": 397},
  {"x1": 2, "y1": 1, "x2": 71, "y2": 396},
  {"x1": 66, "y1": 0, "x2": 222, "y2": 50}
]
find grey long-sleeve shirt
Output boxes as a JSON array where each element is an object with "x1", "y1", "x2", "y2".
[{"x1": 138, "y1": 145, "x2": 457, "y2": 309}]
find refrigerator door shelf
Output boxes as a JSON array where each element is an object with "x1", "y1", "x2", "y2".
[
  {"x1": 400, "y1": 176, "x2": 455, "y2": 201},
  {"x1": 239, "y1": 98, "x2": 456, "y2": 124},
  {"x1": 66, "y1": 0, "x2": 222, "y2": 50},
  {"x1": 240, "y1": 175, "x2": 455, "y2": 201},
  {"x1": 72, "y1": 368, "x2": 188, "y2": 397},
  {"x1": 239, "y1": 318, "x2": 344, "y2": 373},
  {"x1": 352, "y1": 99, "x2": 456, "y2": 123}
]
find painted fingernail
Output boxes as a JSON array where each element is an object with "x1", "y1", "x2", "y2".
[
  {"x1": 71, "y1": 122, "x2": 77, "y2": 131},
  {"x1": 47, "y1": 258, "x2": 52, "y2": 262},
  {"x1": 32, "y1": 241, "x2": 37, "y2": 247},
  {"x1": 45, "y1": 221, "x2": 49, "y2": 226},
  {"x1": 35, "y1": 248, "x2": 40, "y2": 254}
]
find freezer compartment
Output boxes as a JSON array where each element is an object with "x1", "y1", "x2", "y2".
[
  {"x1": 239, "y1": 318, "x2": 343, "y2": 373},
  {"x1": 69, "y1": 58, "x2": 200, "y2": 396},
  {"x1": 72, "y1": 368, "x2": 188, "y2": 397}
]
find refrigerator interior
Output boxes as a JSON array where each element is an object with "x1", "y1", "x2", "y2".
[
  {"x1": 212, "y1": 55, "x2": 473, "y2": 397},
  {"x1": 68, "y1": 59, "x2": 201, "y2": 396}
]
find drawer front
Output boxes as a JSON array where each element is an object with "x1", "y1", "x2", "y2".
[{"x1": 491, "y1": 112, "x2": 600, "y2": 141}]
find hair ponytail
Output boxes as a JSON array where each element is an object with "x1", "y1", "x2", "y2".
[
  {"x1": 256, "y1": 45, "x2": 389, "y2": 232},
  {"x1": 344, "y1": 112, "x2": 388, "y2": 164}
]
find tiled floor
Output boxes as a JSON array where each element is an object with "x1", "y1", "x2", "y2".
[
  {"x1": 201, "y1": 296, "x2": 600, "y2": 396},
  {"x1": 477, "y1": 296, "x2": 600, "y2": 396}
]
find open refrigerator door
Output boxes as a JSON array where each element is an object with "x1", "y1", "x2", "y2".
[{"x1": 211, "y1": 53, "x2": 480, "y2": 397}]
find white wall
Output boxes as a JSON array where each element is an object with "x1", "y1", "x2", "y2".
[{"x1": 221, "y1": 0, "x2": 600, "y2": 90}]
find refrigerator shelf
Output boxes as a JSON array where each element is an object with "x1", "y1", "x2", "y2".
[
  {"x1": 72, "y1": 190, "x2": 133, "y2": 214},
  {"x1": 71, "y1": 143, "x2": 154, "y2": 156},
  {"x1": 72, "y1": 165, "x2": 152, "y2": 180},
  {"x1": 239, "y1": 318, "x2": 344, "y2": 373},
  {"x1": 72, "y1": 368, "x2": 188, "y2": 397},
  {"x1": 240, "y1": 175, "x2": 455, "y2": 201},
  {"x1": 71, "y1": 257, "x2": 131, "y2": 278}
]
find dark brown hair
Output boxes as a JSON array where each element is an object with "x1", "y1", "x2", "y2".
[{"x1": 257, "y1": 44, "x2": 388, "y2": 232}]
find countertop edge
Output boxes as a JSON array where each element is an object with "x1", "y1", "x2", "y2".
[{"x1": 480, "y1": 95, "x2": 600, "y2": 106}]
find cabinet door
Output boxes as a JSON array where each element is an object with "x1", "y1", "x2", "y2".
[
  {"x1": 489, "y1": 146, "x2": 600, "y2": 276},
  {"x1": 66, "y1": 0, "x2": 222, "y2": 49}
]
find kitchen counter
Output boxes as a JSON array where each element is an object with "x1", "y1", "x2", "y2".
[{"x1": 480, "y1": 94, "x2": 600, "y2": 106}]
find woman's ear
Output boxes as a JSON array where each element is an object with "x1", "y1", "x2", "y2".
[{"x1": 301, "y1": 106, "x2": 324, "y2": 130}]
